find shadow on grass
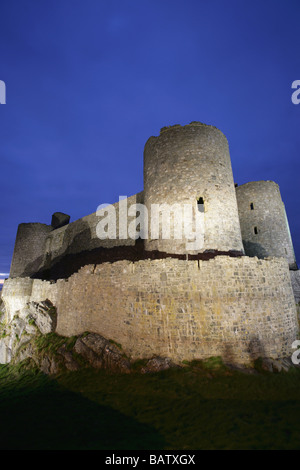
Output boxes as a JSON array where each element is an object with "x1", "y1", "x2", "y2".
[
  {"x1": 1, "y1": 364, "x2": 300, "y2": 450},
  {"x1": 0, "y1": 375, "x2": 165, "y2": 450}
]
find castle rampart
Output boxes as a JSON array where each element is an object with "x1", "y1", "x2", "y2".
[
  {"x1": 2, "y1": 256, "x2": 298, "y2": 364},
  {"x1": 9, "y1": 192, "x2": 144, "y2": 279}
]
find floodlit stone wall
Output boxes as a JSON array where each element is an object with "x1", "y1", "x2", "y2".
[
  {"x1": 9, "y1": 192, "x2": 143, "y2": 279},
  {"x1": 44, "y1": 192, "x2": 144, "y2": 260},
  {"x1": 2, "y1": 256, "x2": 298, "y2": 365}
]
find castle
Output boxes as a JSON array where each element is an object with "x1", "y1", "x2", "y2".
[{"x1": 2, "y1": 122, "x2": 300, "y2": 365}]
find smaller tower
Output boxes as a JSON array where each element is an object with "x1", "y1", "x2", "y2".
[
  {"x1": 236, "y1": 181, "x2": 297, "y2": 269},
  {"x1": 9, "y1": 223, "x2": 53, "y2": 278}
]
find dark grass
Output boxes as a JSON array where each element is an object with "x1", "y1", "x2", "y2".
[{"x1": 0, "y1": 359, "x2": 300, "y2": 450}]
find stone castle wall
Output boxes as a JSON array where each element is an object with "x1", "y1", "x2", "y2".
[
  {"x1": 9, "y1": 192, "x2": 143, "y2": 278},
  {"x1": 143, "y1": 123, "x2": 244, "y2": 254},
  {"x1": 45, "y1": 192, "x2": 144, "y2": 257},
  {"x1": 2, "y1": 256, "x2": 298, "y2": 365}
]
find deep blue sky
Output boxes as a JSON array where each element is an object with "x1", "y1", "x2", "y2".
[{"x1": 0, "y1": 0, "x2": 299, "y2": 277}]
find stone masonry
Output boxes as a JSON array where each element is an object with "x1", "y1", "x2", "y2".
[
  {"x1": 2, "y1": 256, "x2": 298, "y2": 365},
  {"x1": 236, "y1": 181, "x2": 297, "y2": 269}
]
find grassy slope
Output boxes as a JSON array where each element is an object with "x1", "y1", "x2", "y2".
[{"x1": 0, "y1": 359, "x2": 300, "y2": 450}]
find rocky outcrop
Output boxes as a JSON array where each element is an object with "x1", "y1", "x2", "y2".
[
  {"x1": 73, "y1": 334, "x2": 131, "y2": 373},
  {"x1": 0, "y1": 299, "x2": 57, "y2": 364},
  {"x1": 0, "y1": 298, "x2": 178, "y2": 375},
  {"x1": 40, "y1": 333, "x2": 133, "y2": 374}
]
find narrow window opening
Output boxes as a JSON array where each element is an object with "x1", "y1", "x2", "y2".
[
  {"x1": 197, "y1": 197, "x2": 204, "y2": 213},
  {"x1": 250, "y1": 203, "x2": 254, "y2": 210},
  {"x1": 254, "y1": 226, "x2": 258, "y2": 235}
]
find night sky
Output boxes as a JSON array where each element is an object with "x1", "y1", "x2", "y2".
[{"x1": 0, "y1": 0, "x2": 299, "y2": 280}]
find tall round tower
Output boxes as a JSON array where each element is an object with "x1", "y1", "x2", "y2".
[
  {"x1": 143, "y1": 122, "x2": 244, "y2": 254},
  {"x1": 236, "y1": 181, "x2": 297, "y2": 269}
]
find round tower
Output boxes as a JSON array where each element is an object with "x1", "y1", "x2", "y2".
[
  {"x1": 236, "y1": 181, "x2": 297, "y2": 269},
  {"x1": 9, "y1": 223, "x2": 53, "y2": 278},
  {"x1": 143, "y1": 122, "x2": 244, "y2": 254}
]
